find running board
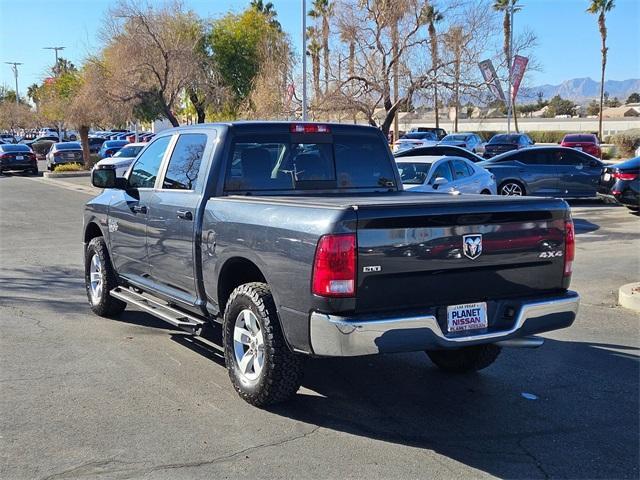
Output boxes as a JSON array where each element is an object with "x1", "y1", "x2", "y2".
[{"x1": 110, "y1": 287, "x2": 205, "y2": 333}]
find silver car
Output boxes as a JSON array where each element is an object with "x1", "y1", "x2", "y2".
[
  {"x1": 94, "y1": 142, "x2": 145, "y2": 177},
  {"x1": 438, "y1": 133, "x2": 485, "y2": 154},
  {"x1": 397, "y1": 155, "x2": 497, "y2": 195},
  {"x1": 46, "y1": 142, "x2": 83, "y2": 171}
]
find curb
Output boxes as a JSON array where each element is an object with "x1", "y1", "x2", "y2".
[
  {"x1": 43, "y1": 171, "x2": 91, "y2": 178},
  {"x1": 618, "y1": 283, "x2": 640, "y2": 312}
]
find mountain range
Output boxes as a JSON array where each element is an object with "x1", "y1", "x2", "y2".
[{"x1": 521, "y1": 78, "x2": 640, "y2": 104}]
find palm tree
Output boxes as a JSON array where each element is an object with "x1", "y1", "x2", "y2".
[
  {"x1": 493, "y1": 0, "x2": 521, "y2": 132},
  {"x1": 27, "y1": 83, "x2": 41, "y2": 106},
  {"x1": 250, "y1": 0, "x2": 282, "y2": 30},
  {"x1": 424, "y1": 5, "x2": 443, "y2": 129},
  {"x1": 587, "y1": 0, "x2": 615, "y2": 140},
  {"x1": 308, "y1": 0, "x2": 333, "y2": 95},
  {"x1": 306, "y1": 26, "x2": 322, "y2": 101}
]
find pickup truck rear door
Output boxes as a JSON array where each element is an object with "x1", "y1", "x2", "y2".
[
  {"x1": 145, "y1": 132, "x2": 210, "y2": 298},
  {"x1": 108, "y1": 135, "x2": 172, "y2": 280}
]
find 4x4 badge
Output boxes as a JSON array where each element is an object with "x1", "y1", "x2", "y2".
[{"x1": 463, "y1": 234, "x2": 482, "y2": 260}]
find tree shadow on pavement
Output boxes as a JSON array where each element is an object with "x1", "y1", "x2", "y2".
[{"x1": 267, "y1": 339, "x2": 639, "y2": 479}]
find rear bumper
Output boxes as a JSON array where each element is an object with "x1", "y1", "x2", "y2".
[{"x1": 310, "y1": 291, "x2": 579, "y2": 356}]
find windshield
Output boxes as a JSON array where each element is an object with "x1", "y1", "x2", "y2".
[
  {"x1": 401, "y1": 132, "x2": 436, "y2": 140},
  {"x1": 397, "y1": 162, "x2": 433, "y2": 185},
  {"x1": 489, "y1": 135, "x2": 520, "y2": 144},
  {"x1": 114, "y1": 145, "x2": 143, "y2": 158},
  {"x1": 224, "y1": 134, "x2": 396, "y2": 191}
]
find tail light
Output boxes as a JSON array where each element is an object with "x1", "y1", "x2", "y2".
[
  {"x1": 312, "y1": 234, "x2": 356, "y2": 297},
  {"x1": 613, "y1": 172, "x2": 638, "y2": 181},
  {"x1": 564, "y1": 220, "x2": 575, "y2": 277}
]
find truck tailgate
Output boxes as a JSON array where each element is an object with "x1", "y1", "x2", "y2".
[{"x1": 355, "y1": 197, "x2": 568, "y2": 313}]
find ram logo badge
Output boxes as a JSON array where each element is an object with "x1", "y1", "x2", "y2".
[
  {"x1": 463, "y1": 234, "x2": 483, "y2": 260},
  {"x1": 363, "y1": 265, "x2": 381, "y2": 273}
]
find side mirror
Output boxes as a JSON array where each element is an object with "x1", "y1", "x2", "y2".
[
  {"x1": 92, "y1": 166, "x2": 118, "y2": 189},
  {"x1": 432, "y1": 177, "x2": 448, "y2": 189}
]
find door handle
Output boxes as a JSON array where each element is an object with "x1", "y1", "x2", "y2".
[
  {"x1": 132, "y1": 205, "x2": 147, "y2": 214},
  {"x1": 176, "y1": 209, "x2": 193, "y2": 220}
]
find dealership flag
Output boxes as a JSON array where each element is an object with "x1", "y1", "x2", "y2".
[
  {"x1": 511, "y1": 55, "x2": 529, "y2": 101},
  {"x1": 479, "y1": 59, "x2": 506, "y2": 102}
]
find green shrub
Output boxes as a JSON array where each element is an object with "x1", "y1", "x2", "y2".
[
  {"x1": 527, "y1": 131, "x2": 569, "y2": 144},
  {"x1": 611, "y1": 129, "x2": 640, "y2": 158},
  {"x1": 53, "y1": 163, "x2": 85, "y2": 172},
  {"x1": 473, "y1": 131, "x2": 499, "y2": 142}
]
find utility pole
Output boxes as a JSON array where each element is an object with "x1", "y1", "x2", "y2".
[
  {"x1": 5, "y1": 62, "x2": 22, "y2": 104},
  {"x1": 44, "y1": 46, "x2": 65, "y2": 75},
  {"x1": 301, "y1": 0, "x2": 308, "y2": 121},
  {"x1": 506, "y1": 3, "x2": 514, "y2": 135}
]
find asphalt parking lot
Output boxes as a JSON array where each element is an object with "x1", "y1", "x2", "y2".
[{"x1": 1, "y1": 172, "x2": 638, "y2": 479}]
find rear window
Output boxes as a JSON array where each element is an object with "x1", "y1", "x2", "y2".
[
  {"x1": 443, "y1": 135, "x2": 468, "y2": 141},
  {"x1": 489, "y1": 135, "x2": 520, "y2": 144},
  {"x1": 397, "y1": 162, "x2": 433, "y2": 185},
  {"x1": 56, "y1": 143, "x2": 81, "y2": 150},
  {"x1": 224, "y1": 134, "x2": 396, "y2": 192},
  {"x1": 401, "y1": 132, "x2": 436, "y2": 140},
  {"x1": 0, "y1": 144, "x2": 31, "y2": 152},
  {"x1": 564, "y1": 134, "x2": 596, "y2": 143}
]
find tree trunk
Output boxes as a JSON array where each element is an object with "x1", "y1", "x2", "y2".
[
  {"x1": 79, "y1": 125, "x2": 91, "y2": 168},
  {"x1": 598, "y1": 12, "x2": 607, "y2": 141},
  {"x1": 429, "y1": 24, "x2": 439, "y2": 129},
  {"x1": 164, "y1": 107, "x2": 180, "y2": 127},
  {"x1": 322, "y1": 17, "x2": 330, "y2": 95},
  {"x1": 312, "y1": 54, "x2": 321, "y2": 100},
  {"x1": 188, "y1": 89, "x2": 206, "y2": 124}
]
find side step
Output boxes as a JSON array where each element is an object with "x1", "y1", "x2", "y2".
[{"x1": 110, "y1": 287, "x2": 205, "y2": 333}]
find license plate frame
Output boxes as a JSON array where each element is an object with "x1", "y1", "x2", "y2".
[
  {"x1": 603, "y1": 172, "x2": 611, "y2": 182},
  {"x1": 15, "y1": 155, "x2": 24, "y2": 160},
  {"x1": 447, "y1": 302, "x2": 488, "y2": 333}
]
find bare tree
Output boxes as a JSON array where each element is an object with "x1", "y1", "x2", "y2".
[{"x1": 100, "y1": 0, "x2": 203, "y2": 127}]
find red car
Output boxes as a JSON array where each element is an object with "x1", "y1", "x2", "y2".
[{"x1": 560, "y1": 133, "x2": 601, "y2": 158}]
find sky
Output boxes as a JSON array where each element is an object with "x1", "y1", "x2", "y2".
[{"x1": 1, "y1": 0, "x2": 639, "y2": 97}]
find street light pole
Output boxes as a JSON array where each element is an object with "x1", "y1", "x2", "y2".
[
  {"x1": 507, "y1": 3, "x2": 514, "y2": 135},
  {"x1": 44, "y1": 46, "x2": 65, "y2": 75},
  {"x1": 5, "y1": 62, "x2": 22, "y2": 104},
  {"x1": 301, "y1": 0, "x2": 308, "y2": 121}
]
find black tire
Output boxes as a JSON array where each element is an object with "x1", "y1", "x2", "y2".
[
  {"x1": 498, "y1": 180, "x2": 526, "y2": 196},
  {"x1": 480, "y1": 189, "x2": 491, "y2": 195},
  {"x1": 625, "y1": 205, "x2": 639, "y2": 212},
  {"x1": 426, "y1": 344, "x2": 501, "y2": 373},
  {"x1": 223, "y1": 282, "x2": 304, "y2": 407},
  {"x1": 84, "y1": 237, "x2": 126, "y2": 317}
]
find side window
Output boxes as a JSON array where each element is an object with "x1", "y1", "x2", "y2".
[
  {"x1": 162, "y1": 133, "x2": 207, "y2": 190},
  {"x1": 430, "y1": 161, "x2": 453, "y2": 183},
  {"x1": 452, "y1": 159, "x2": 471, "y2": 178},
  {"x1": 517, "y1": 151, "x2": 541, "y2": 165},
  {"x1": 554, "y1": 150, "x2": 582, "y2": 166},
  {"x1": 128, "y1": 136, "x2": 171, "y2": 188}
]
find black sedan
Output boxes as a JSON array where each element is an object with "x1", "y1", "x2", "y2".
[
  {"x1": 394, "y1": 144, "x2": 484, "y2": 162},
  {"x1": 479, "y1": 147, "x2": 603, "y2": 198},
  {"x1": 597, "y1": 157, "x2": 639, "y2": 211},
  {"x1": 0, "y1": 144, "x2": 38, "y2": 175},
  {"x1": 483, "y1": 133, "x2": 534, "y2": 158}
]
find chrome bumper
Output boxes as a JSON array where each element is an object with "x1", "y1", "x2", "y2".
[{"x1": 310, "y1": 292, "x2": 580, "y2": 357}]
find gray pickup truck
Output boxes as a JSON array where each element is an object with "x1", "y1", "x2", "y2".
[{"x1": 84, "y1": 122, "x2": 579, "y2": 406}]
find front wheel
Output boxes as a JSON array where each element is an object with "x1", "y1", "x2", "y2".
[
  {"x1": 499, "y1": 181, "x2": 525, "y2": 196},
  {"x1": 223, "y1": 282, "x2": 304, "y2": 407},
  {"x1": 84, "y1": 237, "x2": 126, "y2": 317},
  {"x1": 426, "y1": 344, "x2": 501, "y2": 373}
]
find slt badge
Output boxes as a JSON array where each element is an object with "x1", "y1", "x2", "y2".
[{"x1": 463, "y1": 234, "x2": 482, "y2": 260}]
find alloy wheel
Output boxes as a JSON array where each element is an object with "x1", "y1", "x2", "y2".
[
  {"x1": 500, "y1": 183, "x2": 523, "y2": 196},
  {"x1": 89, "y1": 253, "x2": 103, "y2": 304},
  {"x1": 233, "y1": 309, "x2": 265, "y2": 382}
]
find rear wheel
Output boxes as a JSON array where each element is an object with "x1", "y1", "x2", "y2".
[
  {"x1": 84, "y1": 237, "x2": 126, "y2": 317},
  {"x1": 426, "y1": 344, "x2": 501, "y2": 373},
  {"x1": 223, "y1": 282, "x2": 304, "y2": 407},
  {"x1": 499, "y1": 181, "x2": 525, "y2": 196}
]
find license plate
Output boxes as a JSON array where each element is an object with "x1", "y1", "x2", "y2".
[
  {"x1": 447, "y1": 302, "x2": 488, "y2": 332},
  {"x1": 603, "y1": 172, "x2": 611, "y2": 181},
  {"x1": 15, "y1": 155, "x2": 23, "y2": 160}
]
